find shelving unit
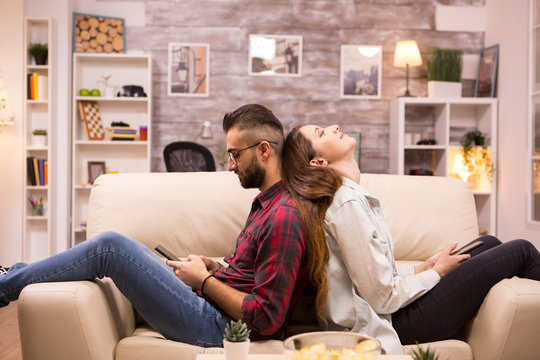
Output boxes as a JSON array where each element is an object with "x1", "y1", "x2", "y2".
[
  {"x1": 71, "y1": 53, "x2": 152, "y2": 246},
  {"x1": 529, "y1": 0, "x2": 540, "y2": 222},
  {"x1": 22, "y1": 18, "x2": 52, "y2": 263},
  {"x1": 389, "y1": 97, "x2": 498, "y2": 235}
]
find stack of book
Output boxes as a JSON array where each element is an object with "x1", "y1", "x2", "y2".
[
  {"x1": 108, "y1": 126, "x2": 137, "y2": 141},
  {"x1": 26, "y1": 156, "x2": 48, "y2": 186},
  {"x1": 27, "y1": 72, "x2": 48, "y2": 100}
]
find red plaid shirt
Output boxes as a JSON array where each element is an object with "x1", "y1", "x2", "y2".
[{"x1": 212, "y1": 181, "x2": 307, "y2": 339}]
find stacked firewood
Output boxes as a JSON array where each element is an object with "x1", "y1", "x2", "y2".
[{"x1": 74, "y1": 15, "x2": 124, "y2": 53}]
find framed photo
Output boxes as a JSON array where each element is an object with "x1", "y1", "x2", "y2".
[
  {"x1": 88, "y1": 161, "x2": 106, "y2": 184},
  {"x1": 73, "y1": 13, "x2": 125, "y2": 53},
  {"x1": 475, "y1": 44, "x2": 499, "y2": 97},
  {"x1": 168, "y1": 43, "x2": 209, "y2": 97},
  {"x1": 347, "y1": 132, "x2": 362, "y2": 167},
  {"x1": 249, "y1": 34, "x2": 302, "y2": 77},
  {"x1": 341, "y1": 45, "x2": 382, "y2": 99}
]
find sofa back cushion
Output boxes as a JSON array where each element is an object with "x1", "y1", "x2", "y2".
[
  {"x1": 87, "y1": 172, "x2": 258, "y2": 257},
  {"x1": 87, "y1": 172, "x2": 478, "y2": 261},
  {"x1": 360, "y1": 173, "x2": 479, "y2": 260}
]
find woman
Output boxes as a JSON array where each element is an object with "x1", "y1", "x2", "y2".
[{"x1": 281, "y1": 124, "x2": 540, "y2": 354}]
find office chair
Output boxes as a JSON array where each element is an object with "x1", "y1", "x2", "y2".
[{"x1": 163, "y1": 141, "x2": 216, "y2": 172}]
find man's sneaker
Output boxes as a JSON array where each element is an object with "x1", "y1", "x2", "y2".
[{"x1": 0, "y1": 266, "x2": 9, "y2": 276}]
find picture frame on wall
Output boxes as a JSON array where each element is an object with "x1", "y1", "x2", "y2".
[
  {"x1": 88, "y1": 161, "x2": 106, "y2": 184},
  {"x1": 474, "y1": 44, "x2": 499, "y2": 97},
  {"x1": 249, "y1": 34, "x2": 302, "y2": 77},
  {"x1": 341, "y1": 45, "x2": 382, "y2": 99},
  {"x1": 73, "y1": 13, "x2": 125, "y2": 53},
  {"x1": 168, "y1": 43, "x2": 209, "y2": 97}
]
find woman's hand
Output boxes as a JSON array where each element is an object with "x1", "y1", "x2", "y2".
[
  {"x1": 414, "y1": 251, "x2": 441, "y2": 274},
  {"x1": 432, "y1": 242, "x2": 470, "y2": 277},
  {"x1": 167, "y1": 255, "x2": 210, "y2": 290}
]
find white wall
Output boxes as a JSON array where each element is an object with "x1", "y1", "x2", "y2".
[
  {"x1": 0, "y1": 2, "x2": 24, "y2": 265},
  {"x1": 486, "y1": 0, "x2": 540, "y2": 246}
]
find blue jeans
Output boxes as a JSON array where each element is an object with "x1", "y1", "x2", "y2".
[{"x1": 0, "y1": 231, "x2": 231, "y2": 347}]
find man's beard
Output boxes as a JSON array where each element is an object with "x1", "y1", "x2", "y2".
[{"x1": 238, "y1": 155, "x2": 266, "y2": 189}]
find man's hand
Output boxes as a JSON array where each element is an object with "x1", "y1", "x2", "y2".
[
  {"x1": 200, "y1": 256, "x2": 221, "y2": 272},
  {"x1": 432, "y1": 242, "x2": 470, "y2": 277},
  {"x1": 167, "y1": 255, "x2": 210, "y2": 290}
]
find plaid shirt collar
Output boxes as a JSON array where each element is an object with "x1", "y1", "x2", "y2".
[{"x1": 253, "y1": 180, "x2": 284, "y2": 210}]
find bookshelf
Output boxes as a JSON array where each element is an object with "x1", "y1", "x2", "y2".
[
  {"x1": 23, "y1": 17, "x2": 52, "y2": 263},
  {"x1": 71, "y1": 53, "x2": 152, "y2": 246},
  {"x1": 389, "y1": 97, "x2": 498, "y2": 235}
]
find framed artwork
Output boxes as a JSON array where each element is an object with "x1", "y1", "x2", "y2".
[
  {"x1": 341, "y1": 45, "x2": 382, "y2": 99},
  {"x1": 475, "y1": 44, "x2": 499, "y2": 97},
  {"x1": 168, "y1": 43, "x2": 209, "y2": 97},
  {"x1": 347, "y1": 132, "x2": 362, "y2": 167},
  {"x1": 88, "y1": 161, "x2": 106, "y2": 184},
  {"x1": 73, "y1": 13, "x2": 125, "y2": 53},
  {"x1": 249, "y1": 34, "x2": 302, "y2": 77}
]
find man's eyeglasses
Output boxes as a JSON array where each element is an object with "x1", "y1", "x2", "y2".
[{"x1": 227, "y1": 140, "x2": 278, "y2": 165}]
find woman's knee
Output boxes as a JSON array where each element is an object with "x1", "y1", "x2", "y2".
[
  {"x1": 477, "y1": 235, "x2": 502, "y2": 249},
  {"x1": 90, "y1": 231, "x2": 135, "y2": 249}
]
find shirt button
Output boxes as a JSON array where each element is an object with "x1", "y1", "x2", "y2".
[{"x1": 372, "y1": 230, "x2": 378, "y2": 239}]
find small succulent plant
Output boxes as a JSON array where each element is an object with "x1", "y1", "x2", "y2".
[
  {"x1": 32, "y1": 129, "x2": 47, "y2": 136},
  {"x1": 224, "y1": 320, "x2": 251, "y2": 342},
  {"x1": 409, "y1": 342, "x2": 440, "y2": 360}
]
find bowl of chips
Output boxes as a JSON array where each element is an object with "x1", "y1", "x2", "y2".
[{"x1": 283, "y1": 331, "x2": 381, "y2": 360}]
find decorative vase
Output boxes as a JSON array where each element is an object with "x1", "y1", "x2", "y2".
[
  {"x1": 427, "y1": 81, "x2": 462, "y2": 98},
  {"x1": 223, "y1": 339, "x2": 250, "y2": 360},
  {"x1": 105, "y1": 86, "x2": 116, "y2": 98},
  {"x1": 32, "y1": 135, "x2": 47, "y2": 147}
]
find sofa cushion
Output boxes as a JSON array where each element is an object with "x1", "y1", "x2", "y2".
[
  {"x1": 360, "y1": 174, "x2": 479, "y2": 261},
  {"x1": 88, "y1": 172, "x2": 258, "y2": 257}
]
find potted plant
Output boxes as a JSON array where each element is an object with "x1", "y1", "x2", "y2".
[
  {"x1": 99, "y1": 75, "x2": 115, "y2": 97},
  {"x1": 460, "y1": 130, "x2": 493, "y2": 182},
  {"x1": 32, "y1": 129, "x2": 47, "y2": 146},
  {"x1": 29, "y1": 43, "x2": 48, "y2": 65},
  {"x1": 426, "y1": 47, "x2": 463, "y2": 98},
  {"x1": 223, "y1": 320, "x2": 251, "y2": 360},
  {"x1": 409, "y1": 342, "x2": 440, "y2": 360}
]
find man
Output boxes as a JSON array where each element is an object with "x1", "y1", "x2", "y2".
[{"x1": 0, "y1": 104, "x2": 307, "y2": 346}]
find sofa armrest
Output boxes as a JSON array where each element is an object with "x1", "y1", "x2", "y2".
[
  {"x1": 18, "y1": 278, "x2": 136, "y2": 360},
  {"x1": 465, "y1": 277, "x2": 540, "y2": 360}
]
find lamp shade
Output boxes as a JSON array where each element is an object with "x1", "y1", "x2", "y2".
[
  {"x1": 200, "y1": 120, "x2": 212, "y2": 139},
  {"x1": 0, "y1": 77, "x2": 14, "y2": 125},
  {"x1": 393, "y1": 40, "x2": 423, "y2": 68}
]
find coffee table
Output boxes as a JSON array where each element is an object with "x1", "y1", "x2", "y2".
[{"x1": 196, "y1": 354, "x2": 413, "y2": 359}]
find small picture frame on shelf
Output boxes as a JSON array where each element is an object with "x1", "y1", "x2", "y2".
[
  {"x1": 248, "y1": 34, "x2": 302, "y2": 77},
  {"x1": 474, "y1": 44, "x2": 499, "y2": 97},
  {"x1": 72, "y1": 13, "x2": 125, "y2": 54},
  {"x1": 341, "y1": 45, "x2": 382, "y2": 99},
  {"x1": 168, "y1": 43, "x2": 209, "y2": 97},
  {"x1": 88, "y1": 161, "x2": 106, "y2": 184}
]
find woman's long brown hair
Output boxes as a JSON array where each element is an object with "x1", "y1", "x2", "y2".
[{"x1": 281, "y1": 126, "x2": 343, "y2": 321}]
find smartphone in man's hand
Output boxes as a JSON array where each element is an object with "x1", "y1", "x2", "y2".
[{"x1": 155, "y1": 245, "x2": 179, "y2": 261}]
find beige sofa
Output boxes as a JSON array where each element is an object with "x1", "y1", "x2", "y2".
[{"x1": 18, "y1": 172, "x2": 540, "y2": 360}]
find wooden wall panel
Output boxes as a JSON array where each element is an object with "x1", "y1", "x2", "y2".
[{"x1": 112, "y1": 0, "x2": 486, "y2": 173}]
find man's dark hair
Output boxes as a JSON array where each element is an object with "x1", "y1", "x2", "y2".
[{"x1": 222, "y1": 104, "x2": 284, "y2": 155}]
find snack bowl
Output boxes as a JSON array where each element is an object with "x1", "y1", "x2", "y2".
[{"x1": 283, "y1": 331, "x2": 381, "y2": 360}]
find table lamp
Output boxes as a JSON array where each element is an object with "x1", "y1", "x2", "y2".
[
  {"x1": 0, "y1": 77, "x2": 15, "y2": 126},
  {"x1": 393, "y1": 40, "x2": 423, "y2": 97},
  {"x1": 194, "y1": 121, "x2": 212, "y2": 141}
]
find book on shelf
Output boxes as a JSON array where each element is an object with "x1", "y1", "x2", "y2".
[
  {"x1": 27, "y1": 73, "x2": 47, "y2": 100},
  {"x1": 107, "y1": 126, "x2": 137, "y2": 141},
  {"x1": 27, "y1": 156, "x2": 48, "y2": 186}
]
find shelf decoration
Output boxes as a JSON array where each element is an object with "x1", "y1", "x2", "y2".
[
  {"x1": 475, "y1": 44, "x2": 499, "y2": 98},
  {"x1": 73, "y1": 13, "x2": 125, "y2": 54},
  {"x1": 78, "y1": 100, "x2": 105, "y2": 140},
  {"x1": 28, "y1": 194, "x2": 44, "y2": 216}
]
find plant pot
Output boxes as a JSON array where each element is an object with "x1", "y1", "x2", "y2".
[
  {"x1": 34, "y1": 55, "x2": 47, "y2": 66},
  {"x1": 428, "y1": 81, "x2": 462, "y2": 98},
  {"x1": 32, "y1": 135, "x2": 47, "y2": 147},
  {"x1": 105, "y1": 86, "x2": 116, "y2": 98},
  {"x1": 223, "y1": 339, "x2": 249, "y2": 360}
]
